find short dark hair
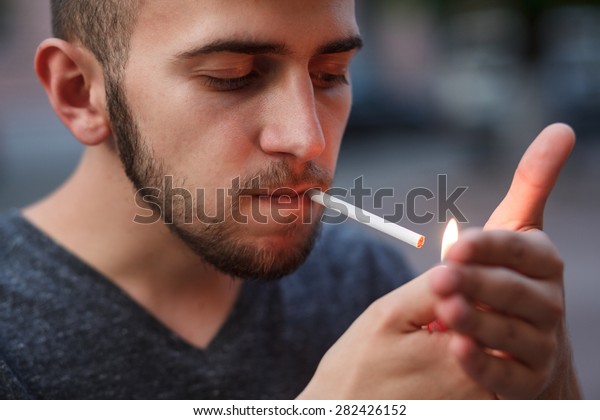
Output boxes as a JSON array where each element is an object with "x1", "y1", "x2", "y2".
[{"x1": 50, "y1": 0, "x2": 143, "y2": 78}]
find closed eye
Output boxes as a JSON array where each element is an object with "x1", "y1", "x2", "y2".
[
  {"x1": 201, "y1": 72, "x2": 260, "y2": 91},
  {"x1": 311, "y1": 73, "x2": 349, "y2": 89},
  {"x1": 200, "y1": 71, "x2": 349, "y2": 92}
]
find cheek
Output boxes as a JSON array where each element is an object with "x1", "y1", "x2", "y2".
[
  {"x1": 131, "y1": 88, "x2": 259, "y2": 184},
  {"x1": 127, "y1": 73, "x2": 351, "y2": 187}
]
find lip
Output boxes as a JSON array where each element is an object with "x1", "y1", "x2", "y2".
[{"x1": 245, "y1": 185, "x2": 322, "y2": 199}]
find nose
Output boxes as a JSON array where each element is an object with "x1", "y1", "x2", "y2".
[{"x1": 258, "y1": 71, "x2": 326, "y2": 163}]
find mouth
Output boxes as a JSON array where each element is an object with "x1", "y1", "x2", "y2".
[
  {"x1": 243, "y1": 186, "x2": 322, "y2": 200},
  {"x1": 234, "y1": 185, "x2": 326, "y2": 228},
  {"x1": 242, "y1": 186, "x2": 328, "y2": 216}
]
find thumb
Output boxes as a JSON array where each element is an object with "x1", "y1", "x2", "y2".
[
  {"x1": 380, "y1": 266, "x2": 444, "y2": 332},
  {"x1": 485, "y1": 123, "x2": 575, "y2": 232}
]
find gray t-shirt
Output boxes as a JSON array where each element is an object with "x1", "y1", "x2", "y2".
[{"x1": 0, "y1": 210, "x2": 413, "y2": 399}]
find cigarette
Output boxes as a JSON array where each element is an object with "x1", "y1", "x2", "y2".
[{"x1": 309, "y1": 190, "x2": 425, "y2": 249}]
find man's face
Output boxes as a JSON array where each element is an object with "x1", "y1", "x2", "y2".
[{"x1": 111, "y1": 0, "x2": 359, "y2": 280}]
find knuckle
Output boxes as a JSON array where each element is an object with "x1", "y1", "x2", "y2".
[
  {"x1": 509, "y1": 235, "x2": 527, "y2": 267},
  {"x1": 549, "y1": 297, "x2": 565, "y2": 321},
  {"x1": 544, "y1": 290, "x2": 565, "y2": 325},
  {"x1": 537, "y1": 232, "x2": 565, "y2": 275},
  {"x1": 551, "y1": 254, "x2": 565, "y2": 276}
]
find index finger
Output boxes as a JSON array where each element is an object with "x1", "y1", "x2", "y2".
[{"x1": 445, "y1": 229, "x2": 563, "y2": 279}]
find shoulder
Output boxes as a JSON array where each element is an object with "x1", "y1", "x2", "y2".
[
  {"x1": 0, "y1": 210, "x2": 61, "y2": 300},
  {"x1": 0, "y1": 210, "x2": 33, "y2": 293},
  {"x1": 0, "y1": 210, "x2": 27, "y2": 256},
  {"x1": 0, "y1": 211, "x2": 35, "y2": 399},
  {"x1": 0, "y1": 209, "x2": 50, "y2": 273}
]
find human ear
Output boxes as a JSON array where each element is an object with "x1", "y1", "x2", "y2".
[{"x1": 35, "y1": 38, "x2": 110, "y2": 146}]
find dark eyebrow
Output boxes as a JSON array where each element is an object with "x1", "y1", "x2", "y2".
[
  {"x1": 174, "y1": 35, "x2": 363, "y2": 60},
  {"x1": 317, "y1": 35, "x2": 364, "y2": 55},
  {"x1": 175, "y1": 40, "x2": 291, "y2": 59}
]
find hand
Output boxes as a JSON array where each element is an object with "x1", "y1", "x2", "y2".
[
  {"x1": 431, "y1": 229, "x2": 566, "y2": 398},
  {"x1": 298, "y1": 268, "x2": 495, "y2": 399},
  {"x1": 484, "y1": 123, "x2": 575, "y2": 233},
  {"x1": 430, "y1": 123, "x2": 581, "y2": 399}
]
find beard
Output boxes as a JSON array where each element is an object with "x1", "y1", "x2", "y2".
[{"x1": 105, "y1": 77, "x2": 331, "y2": 281}]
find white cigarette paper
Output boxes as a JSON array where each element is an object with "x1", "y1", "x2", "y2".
[{"x1": 309, "y1": 190, "x2": 425, "y2": 249}]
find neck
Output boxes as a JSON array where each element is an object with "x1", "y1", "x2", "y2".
[{"x1": 23, "y1": 144, "x2": 242, "y2": 348}]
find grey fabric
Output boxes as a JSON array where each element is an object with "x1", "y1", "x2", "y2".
[{"x1": 0, "y1": 210, "x2": 413, "y2": 399}]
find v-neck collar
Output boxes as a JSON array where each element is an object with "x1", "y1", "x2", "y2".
[{"x1": 8, "y1": 209, "x2": 268, "y2": 355}]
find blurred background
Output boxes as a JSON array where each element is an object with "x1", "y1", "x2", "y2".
[{"x1": 1, "y1": 0, "x2": 599, "y2": 398}]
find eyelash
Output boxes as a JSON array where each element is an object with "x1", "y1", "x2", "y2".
[
  {"x1": 202, "y1": 72, "x2": 349, "y2": 92},
  {"x1": 312, "y1": 73, "x2": 349, "y2": 89},
  {"x1": 202, "y1": 72, "x2": 260, "y2": 91}
]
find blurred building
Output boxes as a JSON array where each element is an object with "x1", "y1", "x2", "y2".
[{"x1": 348, "y1": 0, "x2": 600, "y2": 152}]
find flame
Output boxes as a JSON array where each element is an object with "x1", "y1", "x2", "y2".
[{"x1": 441, "y1": 218, "x2": 459, "y2": 261}]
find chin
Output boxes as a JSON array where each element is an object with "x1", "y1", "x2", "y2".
[
  {"x1": 250, "y1": 219, "x2": 315, "y2": 245},
  {"x1": 170, "y1": 219, "x2": 321, "y2": 282}
]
